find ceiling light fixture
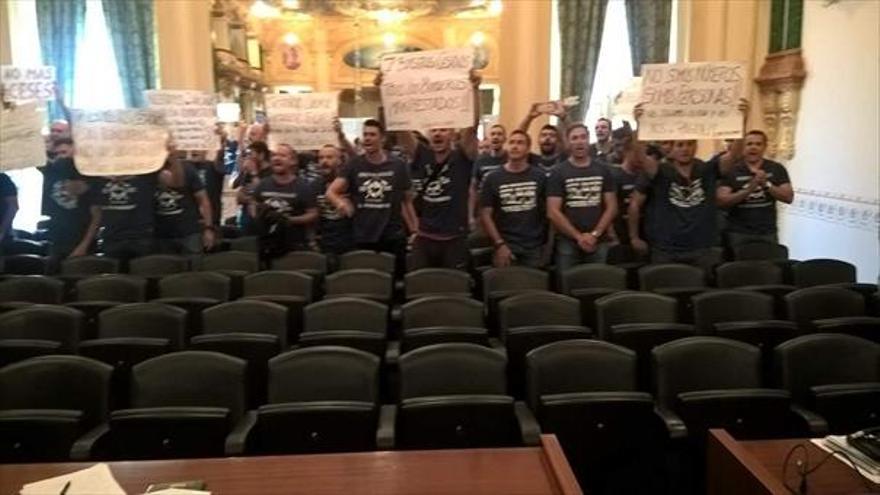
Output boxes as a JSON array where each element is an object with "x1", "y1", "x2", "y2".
[{"x1": 250, "y1": 0, "x2": 280, "y2": 18}]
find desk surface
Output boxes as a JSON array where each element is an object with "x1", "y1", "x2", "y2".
[
  {"x1": 0, "y1": 435, "x2": 581, "y2": 495},
  {"x1": 707, "y1": 429, "x2": 878, "y2": 495}
]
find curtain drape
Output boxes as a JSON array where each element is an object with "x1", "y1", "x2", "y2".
[
  {"x1": 625, "y1": 0, "x2": 673, "y2": 76},
  {"x1": 36, "y1": 0, "x2": 86, "y2": 120},
  {"x1": 558, "y1": 0, "x2": 608, "y2": 123},
  {"x1": 102, "y1": 0, "x2": 156, "y2": 108}
]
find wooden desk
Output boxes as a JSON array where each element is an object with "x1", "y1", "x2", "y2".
[
  {"x1": 707, "y1": 429, "x2": 878, "y2": 495},
  {"x1": 0, "y1": 435, "x2": 581, "y2": 495}
]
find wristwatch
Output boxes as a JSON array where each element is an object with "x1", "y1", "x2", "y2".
[
  {"x1": 589, "y1": 230, "x2": 600, "y2": 238},
  {"x1": 494, "y1": 239, "x2": 507, "y2": 248}
]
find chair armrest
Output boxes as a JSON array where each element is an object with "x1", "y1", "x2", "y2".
[
  {"x1": 376, "y1": 404, "x2": 397, "y2": 450},
  {"x1": 790, "y1": 404, "x2": 829, "y2": 437},
  {"x1": 385, "y1": 340, "x2": 400, "y2": 366},
  {"x1": 70, "y1": 423, "x2": 111, "y2": 461},
  {"x1": 225, "y1": 410, "x2": 259, "y2": 455},
  {"x1": 654, "y1": 406, "x2": 688, "y2": 440},
  {"x1": 514, "y1": 401, "x2": 541, "y2": 446}
]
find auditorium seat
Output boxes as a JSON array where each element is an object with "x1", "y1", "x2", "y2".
[
  {"x1": 68, "y1": 274, "x2": 149, "y2": 338},
  {"x1": 4, "y1": 238, "x2": 48, "y2": 256},
  {"x1": 339, "y1": 250, "x2": 395, "y2": 274},
  {"x1": 129, "y1": 255, "x2": 192, "y2": 299},
  {"x1": 60, "y1": 255, "x2": 120, "y2": 277},
  {"x1": 733, "y1": 242, "x2": 789, "y2": 262},
  {"x1": 400, "y1": 296, "x2": 484, "y2": 330},
  {"x1": 299, "y1": 297, "x2": 388, "y2": 357},
  {"x1": 774, "y1": 334, "x2": 880, "y2": 434},
  {"x1": 639, "y1": 264, "x2": 708, "y2": 322},
  {"x1": 404, "y1": 268, "x2": 472, "y2": 300},
  {"x1": 325, "y1": 269, "x2": 393, "y2": 303},
  {"x1": 153, "y1": 272, "x2": 230, "y2": 336},
  {"x1": 226, "y1": 236, "x2": 259, "y2": 253},
  {"x1": 270, "y1": 251, "x2": 328, "y2": 278},
  {"x1": 792, "y1": 258, "x2": 856, "y2": 288},
  {"x1": 242, "y1": 270, "x2": 313, "y2": 343},
  {"x1": 399, "y1": 326, "x2": 491, "y2": 354},
  {"x1": 199, "y1": 251, "x2": 260, "y2": 299},
  {"x1": 0, "y1": 355, "x2": 112, "y2": 462},
  {"x1": 235, "y1": 347, "x2": 384, "y2": 455},
  {"x1": 482, "y1": 267, "x2": 549, "y2": 331},
  {"x1": 559, "y1": 264, "x2": 628, "y2": 330},
  {"x1": 595, "y1": 291, "x2": 679, "y2": 340},
  {"x1": 785, "y1": 286, "x2": 880, "y2": 341},
  {"x1": 391, "y1": 343, "x2": 540, "y2": 450},
  {"x1": 0, "y1": 305, "x2": 84, "y2": 366},
  {"x1": 714, "y1": 261, "x2": 796, "y2": 318},
  {"x1": 72, "y1": 351, "x2": 249, "y2": 460},
  {"x1": 2, "y1": 254, "x2": 49, "y2": 275},
  {"x1": 691, "y1": 290, "x2": 775, "y2": 335},
  {"x1": 0, "y1": 275, "x2": 64, "y2": 305},
  {"x1": 502, "y1": 326, "x2": 592, "y2": 399},
  {"x1": 498, "y1": 292, "x2": 581, "y2": 333}
]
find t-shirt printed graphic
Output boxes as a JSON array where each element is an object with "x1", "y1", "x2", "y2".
[
  {"x1": 155, "y1": 189, "x2": 185, "y2": 216},
  {"x1": 721, "y1": 160, "x2": 790, "y2": 235},
  {"x1": 563, "y1": 176, "x2": 603, "y2": 208},
  {"x1": 358, "y1": 170, "x2": 395, "y2": 209},
  {"x1": 497, "y1": 181, "x2": 538, "y2": 213},
  {"x1": 668, "y1": 177, "x2": 707, "y2": 209}
]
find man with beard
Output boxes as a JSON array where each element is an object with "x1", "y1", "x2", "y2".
[
  {"x1": 468, "y1": 123, "x2": 507, "y2": 226},
  {"x1": 518, "y1": 103, "x2": 570, "y2": 175},
  {"x1": 154, "y1": 160, "x2": 214, "y2": 256},
  {"x1": 313, "y1": 144, "x2": 354, "y2": 267},
  {"x1": 590, "y1": 117, "x2": 613, "y2": 159}
]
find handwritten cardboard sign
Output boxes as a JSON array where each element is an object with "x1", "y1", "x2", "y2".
[
  {"x1": 637, "y1": 61, "x2": 747, "y2": 140},
  {"x1": 0, "y1": 65, "x2": 55, "y2": 103},
  {"x1": 72, "y1": 109, "x2": 168, "y2": 177},
  {"x1": 0, "y1": 103, "x2": 47, "y2": 171},
  {"x1": 380, "y1": 48, "x2": 473, "y2": 131},
  {"x1": 265, "y1": 92, "x2": 338, "y2": 150},
  {"x1": 145, "y1": 90, "x2": 218, "y2": 152}
]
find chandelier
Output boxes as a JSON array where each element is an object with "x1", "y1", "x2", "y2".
[{"x1": 331, "y1": 1, "x2": 437, "y2": 25}]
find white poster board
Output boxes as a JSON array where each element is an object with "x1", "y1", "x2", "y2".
[
  {"x1": 611, "y1": 77, "x2": 642, "y2": 124},
  {"x1": 638, "y1": 61, "x2": 747, "y2": 140},
  {"x1": 0, "y1": 65, "x2": 55, "y2": 103},
  {"x1": 265, "y1": 92, "x2": 338, "y2": 150},
  {"x1": 0, "y1": 103, "x2": 47, "y2": 171},
  {"x1": 380, "y1": 48, "x2": 473, "y2": 131},
  {"x1": 72, "y1": 109, "x2": 169, "y2": 177},
  {"x1": 145, "y1": 90, "x2": 217, "y2": 152}
]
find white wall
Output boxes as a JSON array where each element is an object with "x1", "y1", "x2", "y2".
[{"x1": 780, "y1": 0, "x2": 880, "y2": 283}]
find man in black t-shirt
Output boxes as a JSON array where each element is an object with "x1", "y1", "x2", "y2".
[
  {"x1": 40, "y1": 150, "x2": 98, "y2": 261},
  {"x1": 313, "y1": 144, "x2": 354, "y2": 262},
  {"x1": 480, "y1": 130, "x2": 547, "y2": 268},
  {"x1": 235, "y1": 141, "x2": 272, "y2": 235},
  {"x1": 590, "y1": 118, "x2": 613, "y2": 159},
  {"x1": 717, "y1": 130, "x2": 793, "y2": 247},
  {"x1": 469, "y1": 123, "x2": 508, "y2": 225},
  {"x1": 326, "y1": 119, "x2": 417, "y2": 275},
  {"x1": 254, "y1": 144, "x2": 318, "y2": 257},
  {"x1": 518, "y1": 103, "x2": 570, "y2": 176},
  {"x1": 547, "y1": 124, "x2": 617, "y2": 274},
  {"x1": 155, "y1": 162, "x2": 214, "y2": 255},
  {"x1": 0, "y1": 173, "x2": 18, "y2": 252},
  {"x1": 608, "y1": 127, "x2": 646, "y2": 247}
]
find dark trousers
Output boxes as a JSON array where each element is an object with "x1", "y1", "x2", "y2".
[
  {"x1": 102, "y1": 237, "x2": 155, "y2": 264},
  {"x1": 410, "y1": 235, "x2": 469, "y2": 271},
  {"x1": 357, "y1": 235, "x2": 407, "y2": 277}
]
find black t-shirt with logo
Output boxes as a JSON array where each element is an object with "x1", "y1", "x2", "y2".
[
  {"x1": 415, "y1": 145, "x2": 474, "y2": 237},
  {"x1": 547, "y1": 159, "x2": 613, "y2": 235},
  {"x1": 155, "y1": 164, "x2": 205, "y2": 239},
  {"x1": 254, "y1": 175, "x2": 317, "y2": 248},
  {"x1": 39, "y1": 158, "x2": 92, "y2": 246},
  {"x1": 609, "y1": 164, "x2": 642, "y2": 243},
  {"x1": 640, "y1": 159, "x2": 719, "y2": 251},
  {"x1": 189, "y1": 159, "x2": 225, "y2": 226},
  {"x1": 342, "y1": 154, "x2": 412, "y2": 244},
  {"x1": 529, "y1": 151, "x2": 568, "y2": 177},
  {"x1": 480, "y1": 165, "x2": 547, "y2": 249},
  {"x1": 472, "y1": 152, "x2": 507, "y2": 189},
  {"x1": 722, "y1": 160, "x2": 790, "y2": 235},
  {"x1": 312, "y1": 176, "x2": 354, "y2": 253},
  {"x1": 90, "y1": 173, "x2": 158, "y2": 241},
  {"x1": 0, "y1": 173, "x2": 17, "y2": 242}
]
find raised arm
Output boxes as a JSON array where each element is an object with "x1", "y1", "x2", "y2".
[
  {"x1": 517, "y1": 103, "x2": 541, "y2": 133},
  {"x1": 333, "y1": 118, "x2": 357, "y2": 158},
  {"x1": 459, "y1": 70, "x2": 483, "y2": 161},
  {"x1": 632, "y1": 104, "x2": 659, "y2": 178}
]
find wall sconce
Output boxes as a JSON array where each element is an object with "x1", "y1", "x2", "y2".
[
  {"x1": 469, "y1": 31, "x2": 485, "y2": 46},
  {"x1": 283, "y1": 32, "x2": 300, "y2": 46}
]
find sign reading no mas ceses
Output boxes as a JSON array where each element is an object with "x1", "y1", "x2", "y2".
[
  {"x1": 637, "y1": 61, "x2": 747, "y2": 141},
  {"x1": 0, "y1": 65, "x2": 55, "y2": 103},
  {"x1": 380, "y1": 48, "x2": 473, "y2": 131},
  {"x1": 265, "y1": 92, "x2": 338, "y2": 151},
  {"x1": 72, "y1": 109, "x2": 169, "y2": 177},
  {"x1": 145, "y1": 90, "x2": 218, "y2": 152}
]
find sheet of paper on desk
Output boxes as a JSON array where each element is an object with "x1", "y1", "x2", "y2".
[
  {"x1": 142, "y1": 489, "x2": 210, "y2": 495},
  {"x1": 19, "y1": 463, "x2": 126, "y2": 495}
]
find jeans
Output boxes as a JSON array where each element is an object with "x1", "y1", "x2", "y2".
[
  {"x1": 508, "y1": 244, "x2": 544, "y2": 269},
  {"x1": 554, "y1": 236, "x2": 610, "y2": 275},
  {"x1": 102, "y1": 237, "x2": 155, "y2": 263},
  {"x1": 410, "y1": 235, "x2": 469, "y2": 270},
  {"x1": 650, "y1": 246, "x2": 723, "y2": 271}
]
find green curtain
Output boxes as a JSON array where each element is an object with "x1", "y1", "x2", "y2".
[
  {"x1": 558, "y1": 0, "x2": 608, "y2": 122},
  {"x1": 36, "y1": 0, "x2": 86, "y2": 120},
  {"x1": 102, "y1": 0, "x2": 156, "y2": 108},
  {"x1": 625, "y1": 0, "x2": 672, "y2": 76}
]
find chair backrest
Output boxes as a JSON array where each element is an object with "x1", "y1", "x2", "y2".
[
  {"x1": 399, "y1": 343, "x2": 507, "y2": 399},
  {"x1": 595, "y1": 292, "x2": 678, "y2": 340},
  {"x1": 339, "y1": 250, "x2": 395, "y2": 273},
  {"x1": 774, "y1": 333, "x2": 880, "y2": 402},
  {"x1": 60, "y1": 255, "x2": 120, "y2": 276},
  {"x1": 304, "y1": 297, "x2": 387, "y2": 333},
  {"x1": 733, "y1": 242, "x2": 789, "y2": 261},
  {"x1": 1, "y1": 254, "x2": 49, "y2": 275},
  {"x1": 559, "y1": 264, "x2": 628, "y2": 294},
  {"x1": 0, "y1": 276, "x2": 64, "y2": 304},
  {"x1": 525, "y1": 340, "x2": 638, "y2": 409},
  {"x1": 325, "y1": 269, "x2": 392, "y2": 300},
  {"x1": 792, "y1": 259, "x2": 857, "y2": 287},
  {"x1": 130, "y1": 351, "x2": 247, "y2": 421},
  {"x1": 0, "y1": 355, "x2": 112, "y2": 426},
  {"x1": 200, "y1": 251, "x2": 259, "y2": 273},
  {"x1": 268, "y1": 346, "x2": 380, "y2": 403},
  {"x1": 652, "y1": 337, "x2": 762, "y2": 409},
  {"x1": 98, "y1": 303, "x2": 187, "y2": 348},
  {"x1": 202, "y1": 300, "x2": 288, "y2": 345},
  {"x1": 692, "y1": 290, "x2": 775, "y2": 334},
  {"x1": 158, "y1": 272, "x2": 231, "y2": 301},
  {"x1": 76, "y1": 274, "x2": 147, "y2": 302},
  {"x1": 482, "y1": 267, "x2": 549, "y2": 302},
  {"x1": 498, "y1": 292, "x2": 580, "y2": 333},
  {"x1": 402, "y1": 296, "x2": 484, "y2": 330},
  {"x1": 404, "y1": 269, "x2": 472, "y2": 299},
  {"x1": 270, "y1": 251, "x2": 328, "y2": 274},
  {"x1": 244, "y1": 270, "x2": 313, "y2": 301},
  {"x1": 715, "y1": 261, "x2": 784, "y2": 288},
  {"x1": 129, "y1": 255, "x2": 191, "y2": 277},
  {"x1": 785, "y1": 286, "x2": 865, "y2": 326},
  {"x1": 639, "y1": 264, "x2": 706, "y2": 290},
  {"x1": 227, "y1": 236, "x2": 259, "y2": 253},
  {"x1": 0, "y1": 305, "x2": 84, "y2": 351}
]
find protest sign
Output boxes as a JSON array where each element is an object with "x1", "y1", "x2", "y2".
[
  {"x1": 0, "y1": 65, "x2": 55, "y2": 103},
  {"x1": 265, "y1": 92, "x2": 338, "y2": 150},
  {"x1": 0, "y1": 103, "x2": 47, "y2": 171},
  {"x1": 534, "y1": 96, "x2": 580, "y2": 116},
  {"x1": 380, "y1": 48, "x2": 473, "y2": 131},
  {"x1": 72, "y1": 109, "x2": 169, "y2": 176},
  {"x1": 611, "y1": 77, "x2": 642, "y2": 123},
  {"x1": 216, "y1": 102, "x2": 241, "y2": 123},
  {"x1": 145, "y1": 90, "x2": 217, "y2": 152},
  {"x1": 637, "y1": 61, "x2": 747, "y2": 140}
]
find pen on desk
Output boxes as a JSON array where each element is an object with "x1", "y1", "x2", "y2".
[{"x1": 59, "y1": 480, "x2": 71, "y2": 495}]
